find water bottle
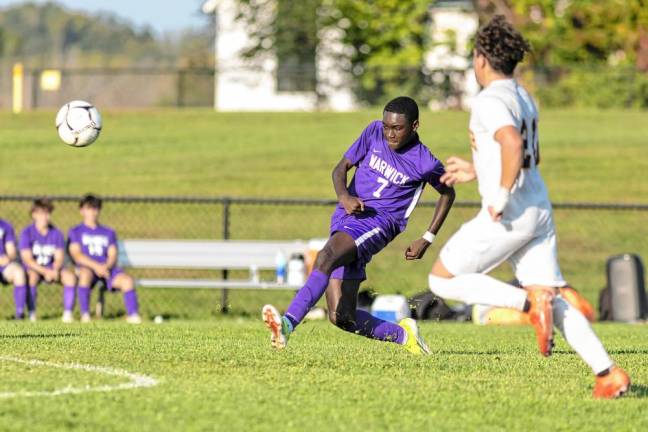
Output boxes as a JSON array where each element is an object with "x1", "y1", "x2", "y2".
[
  {"x1": 287, "y1": 253, "x2": 306, "y2": 286},
  {"x1": 275, "y1": 251, "x2": 287, "y2": 284}
]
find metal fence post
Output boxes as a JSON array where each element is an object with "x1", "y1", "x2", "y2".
[
  {"x1": 221, "y1": 197, "x2": 231, "y2": 313},
  {"x1": 31, "y1": 69, "x2": 39, "y2": 110},
  {"x1": 177, "y1": 69, "x2": 185, "y2": 108}
]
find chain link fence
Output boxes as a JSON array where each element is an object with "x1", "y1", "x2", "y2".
[
  {"x1": 0, "y1": 195, "x2": 646, "y2": 321},
  {"x1": 2, "y1": 67, "x2": 215, "y2": 110}
]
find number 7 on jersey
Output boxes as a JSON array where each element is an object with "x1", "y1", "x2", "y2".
[{"x1": 373, "y1": 177, "x2": 389, "y2": 198}]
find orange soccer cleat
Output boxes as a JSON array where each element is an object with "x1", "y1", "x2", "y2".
[
  {"x1": 593, "y1": 367, "x2": 631, "y2": 399},
  {"x1": 559, "y1": 286, "x2": 596, "y2": 322},
  {"x1": 527, "y1": 288, "x2": 555, "y2": 357}
]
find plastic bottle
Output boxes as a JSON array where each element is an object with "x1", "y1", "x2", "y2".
[
  {"x1": 287, "y1": 253, "x2": 306, "y2": 286},
  {"x1": 275, "y1": 251, "x2": 287, "y2": 284}
]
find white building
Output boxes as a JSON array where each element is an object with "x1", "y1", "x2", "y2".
[{"x1": 202, "y1": 0, "x2": 478, "y2": 111}]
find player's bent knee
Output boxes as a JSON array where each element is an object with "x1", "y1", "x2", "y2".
[
  {"x1": 117, "y1": 274, "x2": 135, "y2": 292},
  {"x1": 327, "y1": 310, "x2": 355, "y2": 331},
  {"x1": 61, "y1": 269, "x2": 76, "y2": 285},
  {"x1": 428, "y1": 273, "x2": 453, "y2": 299},
  {"x1": 332, "y1": 313, "x2": 356, "y2": 332},
  {"x1": 313, "y1": 247, "x2": 336, "y2": 274},
  {"x1": 78, "y1": 267, "x2": 94, "y2": 284},
  {"x1": 27, "y1": 270, "x2": 40, "y2": 285}
]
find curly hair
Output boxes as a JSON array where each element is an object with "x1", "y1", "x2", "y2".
[
  {"x1": 383, "y1": 96, "x2": 419, "y2": 123},
  {"x1": 474, "y1": 15, "x2": 531, "y2": 76}
]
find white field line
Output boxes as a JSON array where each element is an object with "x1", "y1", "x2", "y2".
[{"x1": 0, "y1": 355, "x2": 159, "y2": 399}]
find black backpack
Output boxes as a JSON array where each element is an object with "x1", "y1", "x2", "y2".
[
  {"x1": 599, "y1": 254, "x2": 647, "y2": 322},
  {"x1": 408, "y1": 291, "x2": 469, "y2": 321}
]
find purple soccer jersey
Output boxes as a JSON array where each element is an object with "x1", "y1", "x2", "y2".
[
  {"x1": 342, "y1": 120, "x2": 445, "y2": 230},
  {"x1": 67, "y1": 223, "x2": 117, "y2": 265},
  {"x1": 19, "y1": 223, "x2": 65, "y2": 268},
  {"x1": 0, "y1": 219, "x2": 17, "y2": 257}
]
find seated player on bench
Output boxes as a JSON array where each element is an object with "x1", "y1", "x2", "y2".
[{"x1": 68, "y1": 194, "x2": 142, "y2": 324}]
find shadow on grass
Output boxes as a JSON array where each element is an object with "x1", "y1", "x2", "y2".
[
  {"x1": 0, "y1": 333, "x2": 79, "y2": 339},
  {"x1": 628, "y1": 383, "x2": 648, "y2": 398},
  {"x1": 607, "y1": 349, "x2": 648, "y2": 355},
  {"x1": 553, "y1": 349, "x2": 648, "y2": 355},
  {"x1": 436, "y1": 350, "x2": 503, "y2": 355}
]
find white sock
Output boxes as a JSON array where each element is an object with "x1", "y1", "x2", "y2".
[
  {"x1": 428, "y1": 273, "x2": 527, "y2": 310},
  {"x1": 553, "y1": 295, "x2": 613, "y2": 374}
]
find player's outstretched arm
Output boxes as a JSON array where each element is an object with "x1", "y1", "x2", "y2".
[
  {"x1": 488, "y1": 125, "x2": 523, "y2": 221},
  {"x1": 440, "y1": 156, "x2": 476, "y2": 186},
  {"x1": 332, "y1": 157, "x2": 364, "y2": 215},
  {"x1": 405, "y1": 184, "x2": 455, "y2": 260}
]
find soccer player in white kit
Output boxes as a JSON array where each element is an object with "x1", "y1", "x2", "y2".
[{"x1": 427, "y1": 16, "x2": 630, "y2": 399}]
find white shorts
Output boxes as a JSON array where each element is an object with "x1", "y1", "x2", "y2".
[{"x1": 440, "y1": 205, "x2": 566, "y2": 287}]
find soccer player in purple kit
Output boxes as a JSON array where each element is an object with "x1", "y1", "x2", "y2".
[
  {"x1": 263, "y1": 97, "x2": 455, "y2": 354},
  {"x1": 68, "y1": 194, "x2": 142, "y2": 324},
  {"x1": 19, "y1": 198, "x2": 77, "y2": 322},
  {"x1": 0, "y1": 218, "x2": 29, "y2": 319}
]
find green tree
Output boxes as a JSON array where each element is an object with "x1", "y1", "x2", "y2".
[
  {"x1": 235, "y1": 0, "x2": 434, "y2": 104},
  {"x1": 474, "y1": 0, "x2": 648, "y2": 107},
  {"x1": 0, "y1": 2, "x2": 212, "y2": 68}
]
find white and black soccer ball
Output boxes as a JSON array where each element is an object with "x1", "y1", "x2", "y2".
[{"x1": 56, "y1": 100, "x2": 102, "y2": 147}]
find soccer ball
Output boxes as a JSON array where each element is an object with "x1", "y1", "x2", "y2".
[{"x1": 55, "y1": 100, "x2": 102, "y2": 147}]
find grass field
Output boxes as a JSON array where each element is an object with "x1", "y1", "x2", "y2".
[
  {"x1": 0, "y1": 109, "x2": 647, "y2": 314},
  {"x1": 0, "y1": 109, "x2": 647, "y2": 430},
  {"x1": 1, "y1": 109, "x2": 648, "y2": 201},
  {"x1": 0, "y1": 320, "x2": 647, "y2": 431}
]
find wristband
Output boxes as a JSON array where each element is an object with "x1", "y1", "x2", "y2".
[
  {"x1": 422, "y1": 231, "x2": 436, "y2": 243},
  {"x1": 490, "y1": 187, "x2": 511, "y2": 214}
]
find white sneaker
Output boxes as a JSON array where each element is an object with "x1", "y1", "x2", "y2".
[
  {"x1": 126, "y1": 314, "x2": 142, "y2": 324},
  {"x1": 62, "y1": 311, "x2": 74, "y2": 323},
  {"x1": 262, "y1": 304, "x2": 290, "y2": 349},
  {"x1": 28, "y1": 312, "x2": 37, "y2": 322},
  {"x1": 80, "y1": 313, "x2": 91, "y2": 323}
]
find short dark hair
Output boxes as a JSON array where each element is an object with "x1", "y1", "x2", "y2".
[
  {"x1": 474, "y1": 15, "x2": 531, "y2": 76},
  {"x1": 79, "y1": 193, "x2": 102, "y2": 209},
  {"x1": 32, "y1": 198, "x2": 54, "y2": 213},
  {"x1": 383, "y1": 96, "x2": 419, "y2": 123}
]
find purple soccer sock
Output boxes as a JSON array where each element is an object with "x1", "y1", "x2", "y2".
[
  {"x1": 14, "y1": 285, "x2": 27, "y2": 318},
  {"x1": 78, "y1": 286, "x2": 91, "y2": 315},
  {"x1": 27, "y1": 285, "x2": 37, "y2": 313},
  {"x1": 123, "y1": 290, "x2": 139, "y2": 315},
  {"x1": 63, "y1": 285, "x2": 75, "y2": 312},
  {"x1": 352, "y1": 309, "x2": 406, "y2": 344},
  {"x1": 284, "y1": 269, "x2": 330, "y2": 328}
]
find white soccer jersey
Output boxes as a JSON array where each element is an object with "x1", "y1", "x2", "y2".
[
  {"x1": 440, "y1": 78, "x2": 565, "y2": 287},
  {"x1": 469, "y1": 79, "x2": 548, "y2": 209}
]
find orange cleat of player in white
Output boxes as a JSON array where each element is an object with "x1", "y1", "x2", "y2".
[
  {"x1": 527, "y1": 288, "x2": 554, "y2": 357},
  {"x1": 593, "y1": 367, "x2": 631, "y2": 399}
]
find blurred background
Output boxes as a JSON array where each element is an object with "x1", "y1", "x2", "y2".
[
  {"x1": 0, "y1": 0, "x2": 647, "y2": 320},
  {"x1": 3, "y1": 0, "x2": 648, "y2": 111}
]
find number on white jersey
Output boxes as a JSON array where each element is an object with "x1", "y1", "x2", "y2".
[{"x1": 520, "y1": 118, "x2": 540, "y2": 168}]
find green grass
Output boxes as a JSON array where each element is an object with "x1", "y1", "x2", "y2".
[
  {"x1": 0, "y1": 320, "x2": 646, "y2": 431},
  {"x1": 1, "y1": 109, "x2": 648, "y2": 201},
  {"x1": 0, "y1": 109, "x2": 647, "y2": 430},
  {"x1": 0, "y1": 109, "x2": 647, "y2": 315}
]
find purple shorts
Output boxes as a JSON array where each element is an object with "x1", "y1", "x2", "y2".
[
  {"x1": 329, "y1": 207, "x2": 400, "y2": 281},
  {"x1": 0, "y1": 264, "x2": 8, "y2": 284},
  {"x1": 79, "y1": 267, "x2": 124, "y2": 291}
]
